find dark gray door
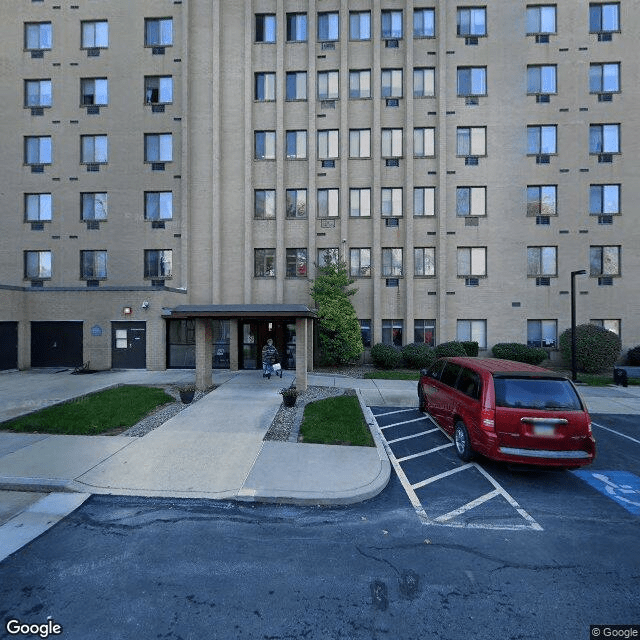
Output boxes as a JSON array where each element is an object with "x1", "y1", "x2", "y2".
[
  {"x1": 0, "y1": 322, "x2": 18, "y2": 370},
  {"x1": 31, "y1": 321, "x2": 83, "y2": 367},
  {"x1": 112, "y1": 322, "x2": 146, "y2": 369}
]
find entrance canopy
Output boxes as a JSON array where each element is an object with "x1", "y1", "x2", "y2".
[{"x1": 163, "y1": 305, "x2": 316, "y2": 390}]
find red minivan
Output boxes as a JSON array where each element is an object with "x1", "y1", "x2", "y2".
[{"x1": 418, "y1": 357, "x2": 595, "y2": 468}]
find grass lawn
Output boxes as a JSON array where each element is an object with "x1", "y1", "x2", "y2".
[
  {"x1": 0, "y1": 385, "x2": 174, "y2": 436},
  {"x1": 300, "y1": 395, "x2": 374, "y2": 447}
]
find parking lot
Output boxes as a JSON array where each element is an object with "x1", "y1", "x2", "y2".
[{"x1": 371, "y1": 407, "x2": 640, "y2": 532}]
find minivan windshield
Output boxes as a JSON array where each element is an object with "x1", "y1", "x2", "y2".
[{"x1": 493, "y1": 376, "x2": 583, "y2": 411}]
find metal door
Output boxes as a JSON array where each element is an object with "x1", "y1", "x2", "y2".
[
  {"x1": 0, "y1": 322, "x2": 18, "y2": 370},
  {"x1": 111, "y1": 322, "x2": 146, "y2": 369},
  {"x1": 31, "y1": 321, "x2": 83, "y2": 367}
]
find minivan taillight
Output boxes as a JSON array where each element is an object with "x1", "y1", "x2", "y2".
[{"x1": 481, "y1": 408, "x2": 495, "y2": 431}]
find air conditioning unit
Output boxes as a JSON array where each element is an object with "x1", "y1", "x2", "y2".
[
  {"x1": 385, "y1": 278, "x2": 400, "y2": 287},
  {"x1": 151, "y1": 221, "x2": 166, "y2": 229},
  {"x1": 385, "y1": 218, "x2": 399, "y2": 227},
  {"x1": 86, "y1": 220, "x2": 100, "y2": 230},
  {"x1": 320, "y1": 99, "x2": 336, "y2": 109},
  {"x1": 536, "y1": 94, "x2": 551, "y2": 103},
  {"x1": 151, "y1": 279, "x2": 165, "y2": 287},
  {"x1": 598, "y1": 276, "x2": 614, "y2": 286},
  {"x1": 598, "y1": 93, "x2": 613, "y2": 102},
  {"x1": 464, "y1": 217, "x2": 479, "y2": 227},
  {"x1": 152, "y1": 46, "x2": 165, "y2": 55},
  {"x1": 86, "y1": 48, "x2": 100, "y2": 57},
  {"x1": 321, "y1": 159, "x2": 335, "y2": 168},
  {"x1": 151, "y1": 104, "x2": 165, "y2": 113},
  {"x1": 30, "y1": 222, "x2": 45, "y2": 231},
  {"x1": 86, "y1": 280, "x2": 100, "y2": 288},
  {"x1": 536, "y1": 277, "x2": 551, "y2": 286},
  {"x1": 151, "y1": 162, "x2": 165, "y2": 171},
  {"x1": 465, "y1": 96, "x2": 479, "y2": 105},
  {"x1": 385, "y1": 39, "x2": 399, "y2": 48},
  {"x1": 597, "y1": 32, "x2": 613, "y2": 42},
  {"x1": 465, "y1": 156, "x2": 479, "y2": 166},
  {"x1": 536, "y1": 216, "x2": 551, "y2": 225},
  {"x1": 536, "y1": 154, "x2": 550, "y2": 164},
  {"x1": 598, "y1": 215, "x2": 613, "y2": 225},
  {"x1": 465, "y1": 277, "x2": 479, "y2": 287},
  {"x1": 386, "y1": 98, "x2": 400, "y2": 107},
  {"x1": 86, "y1": 106, "x2": 100, "y2": 115},
  {"x1": 31, "y1": 107, "x2": 44, "y2": 116},
  {"x1": 86, "y1": 163, "x2": 100, "y2": 172},
  {"x1": 321, "y1": 42, "x2": 335, "y2": 50},
  {"x1": 385, "y1": 158, "x2": 400, "y2": 167},
  {"x1": 598, "y1": 154, "x2": 613, "y2": 163},
  {"x1": 535, "y1": 34, "x2": 550, "y2": 43},
  {"x1": 465, "y1": 36, "x2": 479, "y2": 45},
  {"x1": 31, "y1": 50, "x2": 44, "y2": 59},
  {"x1": 30, "y1": 165, "x2": 44, "y2": 174}
]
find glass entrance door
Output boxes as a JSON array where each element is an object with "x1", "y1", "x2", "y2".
[{"x1": 241, "y1": 322, "x2": 259, "y2": 369}]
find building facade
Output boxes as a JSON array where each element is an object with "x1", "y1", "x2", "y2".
[{"x1": 1, "y1": 0, "x2": 638, "y2": 371}]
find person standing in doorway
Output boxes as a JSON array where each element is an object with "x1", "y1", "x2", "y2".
[{"x1": 262, "y1": 338, "x2": 281, "y2": 379}]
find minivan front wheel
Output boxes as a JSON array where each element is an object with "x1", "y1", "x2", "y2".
[{"x1": 454, "y1": 421, "x2": 474, "y2": 462}]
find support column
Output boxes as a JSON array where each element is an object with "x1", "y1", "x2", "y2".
[
  {"x1": 295, "y1": 317, "x2": 308, "y2": 391},
  {"x1": 195, "y1": 318, "x2": 212, "y2": 390},
  {"x1": 229, "y1": 320, "x2": 239, "y2": 371}
]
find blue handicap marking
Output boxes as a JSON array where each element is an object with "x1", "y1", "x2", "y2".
[{"x1": 573, "y1": 470, "x2": 640, "y2": 515}]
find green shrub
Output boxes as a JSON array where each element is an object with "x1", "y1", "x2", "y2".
[
  {"x1": 559, "y1": 324, "x2": 622, "y2": 373},
  {"x1": 491, "y1": 342, "x2": 548, "y2": 365},
  {"x1": 434, "y1": 341, "x2": 467, "y2": 358},
  {"x1": 401, "y1": 343, "x2": 436, "y2": 369},
  {"x1": 370, "y1": 343, "x2": 403, "y2": 369},
  {"x1": 627, "y1": 346, "x2": 640, "y2": 366},
  {"x1": 460, "y1": 341, "x2": 479, "y2": 357}
]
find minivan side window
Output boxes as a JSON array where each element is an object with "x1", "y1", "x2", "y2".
[
  {"x1": 456, "y1": 367, "x2": 481, "y2": 400},
  {"x1": 441, "y1": 363, "x2": 462, "y2": 387}
]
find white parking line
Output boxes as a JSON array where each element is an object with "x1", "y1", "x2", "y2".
[
  {"x1": 387, "y1": 427, "x2": 440, "y2": 444},
  {"x1": 435, "y1": 489, "x2": 501, "y2": 523},
  {"x1": 397, "y1": 442, "x2": 454, "y2": 462},
  {"x1": 374, "y1": 408, "x2": 417, "y2": 418},
  {"x1": 380, "y1": 416, "x2": 430, "y2": 430},
  {"x1": 412, "y1": 464, "x2": 474, "y2": 490},
  {"x1": 592, "y1": 421, "x2": 640, "y2": 445}
]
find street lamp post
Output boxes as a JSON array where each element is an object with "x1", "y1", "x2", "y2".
[{"x1": 570, "y1": 269, "x2": 587, "y2": 382}]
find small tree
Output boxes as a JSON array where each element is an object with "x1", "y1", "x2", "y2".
[{"x1": 310, "y1": 257, "x2": 364, "y2": 365}]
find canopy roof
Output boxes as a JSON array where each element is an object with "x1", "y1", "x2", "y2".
[{"x1": 164, "y1": 304, "x2": 316, "y2": 319}]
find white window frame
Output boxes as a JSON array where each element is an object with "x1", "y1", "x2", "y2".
[
  {"x1": 527, "y1": 246, "x2": 557, "y2": 277},
  {"x1": 81, "y1": 192, "x2": 108, "y2": 220},
  {"x1": 81, "y1": 20, "x2": 109, "y2": 48},
  {"x1": 381, "y1": 69, "x2": 403, "y2": 98},
  {"x1": 381, "y1": 248, "x2": 403, "y2": 276},
  {"x1": 144, "y1": 133, "x2": 171, "y2": 163},
  {"x1": 350, "y1": 248, "x2": 371, "y2": 277},
  {"x1": 286, "y1": 130, "x2": 307, "y2": 159},
  {"x1": 526, "y1": 5, "x2": 557, "y2": 35},
  {"x1": 413, "y1": 8, "x2": 435, "y2": 38},
  {"x1": 255, "y1": 72, "x2": 276, "y2": 102},
  {"x1": 318, "y1": 130, "x2": 339, "y2": 160},
  {"x1": 349, "y1": 129, "x2": 371, "y2": 158},
  {"x1": 286, "y1": 71, "x2": 307, "y2": 101},
  {"x1": 414, "y1": 127, "x2": 435, "y2": 158},
  {"x1": 145, "y1": 18, "x2": 173, "y2": 47},
  {"x1": 413, "y1": 68, "x2": 435, "y2": 98},
  {"x1": 381, "y1": 188, "x2": 403, "y2": 217},
  {"x1": 527, "y1": 185, "x2": 557, "y2": 216},
  {"x1": 590, "y1": 245, "x2": 621, "y2": 277},
  {"x1": 456, "y1": 127, "x2": 486, "y2": 157},
  {"x1": 382, "y1": 129, "x2": 403, "y2": 158},
  {"x1": 80, "y1": 250, "x2": 107, "y2": 280},
  {"x1": 456, "y1": 187, "x2": 486, "y2": 217},
  {"x1": 414, "y1": 187, "x2": 436, "y2": 216},
  {"x1": 255, "y1": 131, "x2": 276, "y2": 159},
  {"x1": 25, "y1": 193, "x2": 52, "y2": 222},
  {"x1": 318, "y1": 70, "x2": 339, "y2": 100},
  {"x1": 25, "y1": 136, "x2": 52, "y2": 165},
  {"x1": 145, "y1": 191, "x2": 173, "y2": 220},
  {"x1": 25, "y1": 22, "x2": 52, "y2": 50},
  {"x1": 317, "y1": 189, "x2": 339, "y2": 218},
  {"x1": 81, "y1": 77, "x2": 109, "y2": 106},
  {"x1": 457, "y1": 247, "x2": 487, "y2": 277},
  {"x1": 349, "y1": 11, "x2": 371, "y2": 40},
  {"x1": 24, "y1": 250, "x2": 52, "y2": 279},
  {"x1": 254, "y1": 189, "x2": 276, "y2": 219},
  {"x1": 527, "y1": 125, "x2": 557, "y2": 155},
  {"x1": 589, "y1": 124, "x2": 620, "y2": 154},
  {"x1": 414, "y1": 247, "x2": 436, "y2": 277},
  {"x1": 349, "y1": 69, "x2": 371, "y2": 99},
  {"x1": 350, "y1": 188, "x2": 371, "y2": 217},
  {"x1": 589, "y1": 184, "x2": 620, "y2": 215},
  {"x1": 457, "y1": 320, "x2": 487, "y2": 349},
  {"x1": 81, "y1": 134, "x2": 108, "y2": 164},
  {"x1": 286, "y1": 189, "x2": 307, "y2": 219},
  {"x1": 25, "y1": 79, "x2": 52, "y2": 108}
]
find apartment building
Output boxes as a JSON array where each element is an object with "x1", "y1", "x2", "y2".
[{"x1": 0, "y1": 0, "x2": 638, "y2": 374}]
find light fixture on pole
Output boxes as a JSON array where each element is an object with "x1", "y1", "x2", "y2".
[{"x1": 570, "y1": 269, "x2": 587, "y2": 382}]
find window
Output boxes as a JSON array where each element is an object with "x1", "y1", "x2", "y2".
[
  {"x1": 254, "y1": 248, "x2": 275, "y2": 277},
  {"x1": 286, "y1": 249, "x2": 308, "y2": 277},
  {"x1": 382, "y1": 188, "x2": 403, "y2": 217},
  {"x1": 457, "y1": 320, "x2": 487, "y2": 349},
  {"x1": 382, "y1": 248, "x2": 403, "y2": 276},
  {"x1": 81, "y1": 20, "x2": 108, "y2": 48},
  {"x1": 590, "y1": 63, "x2": 620, "y2": 94},
  {"x1": 591, "y1": 319, "x2": 620, "y2": 335},
  {"x1": 456, "y1": 187, "x2": 486, "y2": 217},
  {"x1": 527, "y1": 246, "x2": 557, "y2": 276},
  {"x1": 255, "y1": 131, "x2": 276, "y2": 159},
  {"x1": 457, "y1": 67, "x2": 487, "y2": 97},
  {"x1": 415, "y1": 248, "x2": 436, "y2": 277},
  {"x1": 589, "y1": 124, "x2": 620, "y2": 154},
  {"x1": 527, "y1": 185, "x2": 557, "y2": 216},
  {"x1": 526, "y1": 5, "x2": 556, "y2": 34},
  {"x1": 457, "y1": 7, "x2": 487, "y2": 36},
  {"x1": 317, "y1": 189, "x2": 339, "y2": 218},
  {"x1": 415, "y1": 320, "x2": 436, "y2": 346},
  {"x1": 286, "y1": 189, "x2": 307, "y2": 218},
  {"x1": 145, "y1": 18, "x2": 173, "y2": 46},
  {"x1": 382, "y1": 129, "x2": 403, "y2": 158},
  {"x1": 349, "y1": 70, "x2": 371, "y2": 99},
  {"x1": 286, "y1": 13, "x2": 307, "y2": 42},
  {"x1": 256, "y1": 14, "x2": 276, "y2": 43},
  {"x1": 414, "y1": 68, "x2": 436, "y2": 98},
  {"x1": 350, "y1": 11, "x2": 371, "y2": 40},
  {"x1": 25, "y1": 136, "x2": 52, "y2": 165},
  {"x1": 590, "y1": 184, "x2": 620, "y2": 215},
  {"x1": 527, "y1": 65, "x2": 557, "y2": 95},
  {"x1": 286, "y1": 130, "x2": 307, "y2": 159},
  {"x1": 80, "y1": 250, "x2": 107, "y2": 280},
  {"x1": 413, "y1": 8, "x2": 435, "y2": 37},
  {"x1": 381, "y1": 69, "x2": 403, "y2": 98},
  {"x1": 590, "y1": 245, "x2": 620, "y2": 276},
  {"x1": 589, "y1": 3, "x2": 620, "y2": 34},
  {"x1": 144, "y1": 133, "x2": 171, "y2": 162},
  {"x1": 527, "y1": 320, "x2": 557, "y2": 348},
  {"x1": 382, "y1": 319, "x2": 403, "y2": 347},
  {"x1": 350, "y1": 248, "x2": 371, "y2": 277},
  {"x1": 382, "y1": 10, "x2": 403, "y2": 39},
  {"x1": 318, "y1": 71, "x2": 339, "y2": 100},
  {"x1": 25, "y1": 194, "x2": 52, "y2": 222},
  {"x1": 360, "y1": 320, "x2": 372, "y2": 348},
  {"x1": 144, "y1": 249, "x2": 172, "y2": 278},
  {"x1": 318, "y1": 248, "x2": 339, "y2": 267},
  {"x1": 81, "y1": 135, "x2": 108, "y2": 164},
  {"x1": 25, "y1": 22, "x2": 52, "y2": 50},
  {"x1": 318, "y1": 130, "x2": 339, "y2": 160},
  {"x1": 457, "y1": 247, "x2": 486, "y2": 277},
  {"x1": 254, "y1": 73, "x2": 275, "y2": 102},
  {"x1": 286, "y1": 72, "x2": 307, "y2": 101},
  {"x1": 144, "y1": 76, "x2": 173, "y2": 105},
  {"x1": 145, "y1": 192, "x2": 173, "y2": 220},
  {"x1": 414, "y1": 187, "x2": 436, "y2": 216},
  {"x1": 81, "y1": 193, "x2": 108, "y2": 220},
  {"x1": 527, "y1": 125, "x2": 557, "y2": 154},
  {"x1": 254, "y1": 190, "x2": 276, "y2": 219},
  {"x1": 349, "y1": 129, "x2": 371, "y2": 158},
  {"x1": 456, "y1": 127, "x2": 486, "y2": 157},
  {"x1": 24, "y1": 80, "x2": 52, "y2": 108},
  {"x1": 81, "y1": 78, "x2": 108, "y2": 106},
  {"x1": 318, "y1": 12, "x2": 339, "y2": 41},
  {"x1": 350, "y1": 188, "x2": 371, "y2": 217},
  {"x1": 24, "y1": 250, "x2": 52, "y2": 279}
]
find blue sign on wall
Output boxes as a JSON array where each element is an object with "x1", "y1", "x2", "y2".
[
  {"x1": 91, "y1": 325, "x2": 103, "y2": 337},
  {"x1": 574, "y1": 470, "x2": 640, "y2": 515}
]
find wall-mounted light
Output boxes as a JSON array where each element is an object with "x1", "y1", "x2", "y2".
[
  {"x1": 141, "y1": 300, "x2": 150, "y2": 310},
  {"x1": 123, "y1": 306, "x2": 132, "y2": 315}
]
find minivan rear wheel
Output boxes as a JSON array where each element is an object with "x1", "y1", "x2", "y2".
[{"x1": 454, "y1": 421, "x2": 473, "y2": 462}]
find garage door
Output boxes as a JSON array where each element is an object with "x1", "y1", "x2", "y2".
[
  {"x1": 0, "y1": 322, "x2": 18, "y2": 370},
  {"x1": 31, "y1": 322, "x2": 83, "y2": 368}
]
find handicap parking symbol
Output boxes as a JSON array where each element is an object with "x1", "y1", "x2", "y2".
[{"x1": 573, "y1": 470, "x2": 640, "y2": 515}]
